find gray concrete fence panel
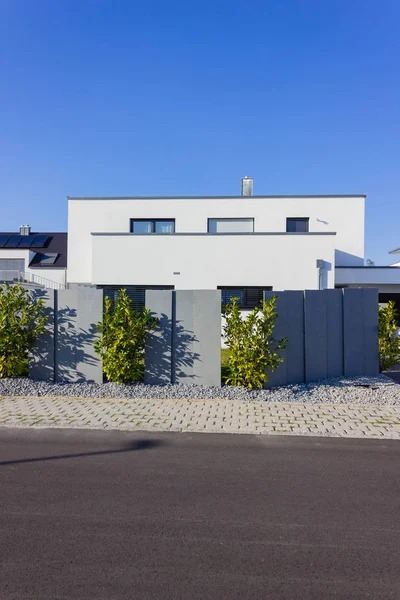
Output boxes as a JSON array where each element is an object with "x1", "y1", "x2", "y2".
[
  {"x1": 326, "y1": 289, "x2": 344, "y2": 378},
  {"x1": 55, "y1": 287, "x2": 103, "y2": 383},
  {"x1": 29, "y1": 288, "x2": 55, "y2": 381},
  {"x1": 264, "y1": 291, "x2": 305, "y2": 387},
  {"x1": 144, "y1": 290, "x2": 173, "y2": 385},
  {"x1": 304, "y1": 290, "x2": 329, "y2": 381},
  {"x1": 174, "y1": 290, "x2": 221, "y2": 386}
]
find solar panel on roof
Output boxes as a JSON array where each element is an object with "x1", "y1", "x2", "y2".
[
  {"x1": 5, "y1": 235, "x2": 23, "y2": 247},
  {"x1": 31, "y1": 235, "x2": 50, "y2": 248},
  {"x1": 17, "y1": 235, "x2": 36, "y2": 248},
  {"x1": 0, "y1": 235, "x2": 10, "y2": 248}
]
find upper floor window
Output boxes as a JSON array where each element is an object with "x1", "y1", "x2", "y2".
[
  {"x1": 208, "y1": 218, "x2": 254, "y2": 233},
  {"x1": 130, "y1": 219, "x2": 175, "y2": 234},
  {"x1": 286, "y1": 217, "x2": 309, "y2": 233}
]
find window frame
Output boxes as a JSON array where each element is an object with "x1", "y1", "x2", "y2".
[
  {"x1": 218, "y1": 286, "x2": 273, "y2": 309},
  {"x1": 99, "y1": 285, "x2": 175, "y2": 311},
  {"x1": 286, "y1": 217, "x2": 309, "y2": 233},
  {"x1": 207, "y1": 217, "x2": 255, "y2": 233},
  {"x1": 130, "y1": 219, "x2": 176, "y2": 234}
]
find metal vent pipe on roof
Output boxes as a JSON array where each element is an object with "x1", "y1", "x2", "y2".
[
  {"x1": 19, "y1": 225, "x2": 31, "y2": 236},
  {"x1": 241, "y1": 177, "x2": 253, "y2": 196}
]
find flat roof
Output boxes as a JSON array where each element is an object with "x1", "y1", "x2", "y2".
[{"x1": 69, "y1": 194, "x2": 366, "y2": 201}]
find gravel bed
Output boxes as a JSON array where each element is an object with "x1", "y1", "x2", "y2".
[{"x1": 0, "y1": 375, "x2": 399, "y2": 405}]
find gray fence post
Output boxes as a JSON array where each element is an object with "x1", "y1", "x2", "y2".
[
  {"x1": 174, "y1": 290, "x2": 221, "y2": 386},
  {"x1": 145, "y1": 290, "x2": 221, "y2": 386},
  {"x1": 343, "y1": 288, "x2": 379, "y2": 376},
  {"x1": 263, "y1": 291, "x2": 305, "y2": 387},
  {"x1": 55, "y1": 287, "x2": 103, "y2": 383},
  {"x1": 145, "y1": 290, "x2": 174, "y2": 385},
  {"x1": 29, "y1": 288, "x2": 56, "y2": 381},
  {"x1": 304, "y1": 289, "x2": 344, "y2": 381}
]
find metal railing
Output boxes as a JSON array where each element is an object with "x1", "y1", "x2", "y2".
[{"x1": 0, "y1": 270, "x2": 66, "y2": 290}]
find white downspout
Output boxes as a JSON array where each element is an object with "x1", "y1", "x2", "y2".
[{"x1": 316, "y1": 259, "x2": 324, "y2": 290}]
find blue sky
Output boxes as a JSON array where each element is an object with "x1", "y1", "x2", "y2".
[{"x1": 1, "y1": 0, "x2": 399, "y2": 264}]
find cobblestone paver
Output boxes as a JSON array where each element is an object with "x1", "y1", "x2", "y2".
[{"x1": 1, "y1": 396, "x2": 400, "y2": 439}]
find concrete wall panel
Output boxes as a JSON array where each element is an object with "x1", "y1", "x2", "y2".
[
  {"x1": 29, "y1": 288, "x2": 55, "y2": 381},
  {"x1": 264, "y1": 291, "x2": 305, "y2": 387},
  {"x1": 326, "y1": 289, "x2": 344, "y2": 378},
  {"x1": 343, "y1": 288, "x2": 379, "y2": 377},
  {"x1": 362, "y1": 288, "x2": 379, "y2": 376},
  {"x1": 174, "y1": 290, "x2": 221, "y2": 386},
  {"x1": 56, "y1": 287, "x2": 103, "y2": 383},
  {"x1": 304, "y1": 290, "x2": 328, "y2": 381},
  {"x1": 145, "y1": 290, "x2": 173, "y2": 385}
]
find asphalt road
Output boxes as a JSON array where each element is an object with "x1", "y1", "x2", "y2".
[{"x1": 1, "y1": 429, "x2": 400, "y2": 600}]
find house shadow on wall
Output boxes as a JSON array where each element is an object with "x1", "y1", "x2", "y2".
[{"x1": 145, "y1": 313, "x2": 201, "y2": 385}]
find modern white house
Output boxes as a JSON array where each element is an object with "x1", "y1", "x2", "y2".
[
  {"x1": 0, "y1": 226, "x2": 67, "y2": 289},
  {"x1": 3, "y1": 179, "x2": 399, "y2": 311},
  {"x1": 67, "y1": 178, "x2": 372, "y2": 308}
]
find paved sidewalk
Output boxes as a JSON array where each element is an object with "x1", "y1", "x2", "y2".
[{"x1": 1, "y1": 396, "x2": 400, "y2": 439}]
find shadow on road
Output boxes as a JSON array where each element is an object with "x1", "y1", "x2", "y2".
[{"x1": 0, "y1": 439, "x2": 162, "y2": 467}]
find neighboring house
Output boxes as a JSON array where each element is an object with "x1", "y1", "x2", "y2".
[
  {"x1": 389, "y1": 246, "x2": 400, "y2": 268},
  {"x1": 0, "y1": 226, "x2": 67, "y2": 289},
  {"x1": 67, "y1": 178, "x2": 369, "y2": 308},
  {"x1": 335, "y1": 244, "x2": 400, "y2": 314}
]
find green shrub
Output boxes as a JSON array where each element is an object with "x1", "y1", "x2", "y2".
[
  {"x1": 378, "y1": 301, "x2": 400, "y2": 372},
  {"x1": 95, "y1": 289, "x2": 158, "y2": 383},
  {"x1": 0, "y1": 283, "x2": 48, "y2": 378},
  {"x1": 222, "y1": 296, "x2": 287, "y2": 389}
]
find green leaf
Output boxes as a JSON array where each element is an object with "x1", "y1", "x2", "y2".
[{"x1": 94, "y1": 289, "x2": 159, "y2": 383}]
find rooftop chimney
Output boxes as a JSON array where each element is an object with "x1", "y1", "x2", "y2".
[
  {"x1": 19, "y1": 225, "x2": 31, "y2": 236},
  {"x1": 241, "y1": 176, "x2": 253, "y2": 196}
]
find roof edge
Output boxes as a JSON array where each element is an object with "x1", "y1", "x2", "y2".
[
  {"x1": 91, "y1": 231, "x2": 337, "y2": 237},
  {"x1": 68, "y1": 194, "x2": 367, "y2": 201}
]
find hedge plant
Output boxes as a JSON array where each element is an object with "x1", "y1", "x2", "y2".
[
  {"x1": 222, "y1": 296, "x2": 287, "y2": 389},
  {"x1": 378, "y1": 301, "x2": 400, "y2": 372},
  {"x1": 0, "y1": 283, "x2": 48, "y2": 378},
  {"x1": 95, "y1": 289, "x2": 158, "y2": 383}
]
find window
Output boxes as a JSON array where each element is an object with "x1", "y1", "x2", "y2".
[
  {"x1": 130, "y1": 219, "x2": 175, "y2": 234},
  {"x1": 286, "y1": 218, "x2": 309, "y2": 233},
  {"x1": 218, "y1": 286, "x2": 273, "y2": 309},
  {"x1": 100, "y1": 285, "x2": 175, "y2": 311},
  {"x1": 208, "y1": 218, "x2": 254, "y2": 233}
]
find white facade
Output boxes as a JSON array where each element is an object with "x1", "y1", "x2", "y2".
[
  {"x1": 335, "y1": 266, "x2": 400, "y2": 294},
  {"x1": 67, "y1": 194, "x2": 365, "y2": 291}
]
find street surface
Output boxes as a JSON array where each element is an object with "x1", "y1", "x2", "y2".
[{"x1": 1, "y1": 428, "x2": 400, "y2": 599}]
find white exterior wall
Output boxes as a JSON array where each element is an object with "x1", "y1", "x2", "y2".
[
  {"x1": 0, "y1": 248, "x2": 66, "y2": 286},
  {"x1": 67, "y1": 195, "x2": 364, "y2": 286},
  {"x1": 335, "y1": 267, "x2": 400, "y2": 287},
  {"x1": 27, "y1": 267, "x2": 67, "y2": 286},
  {"x1": 91, "y1": 233, "x2": 335, "y2": 290}
]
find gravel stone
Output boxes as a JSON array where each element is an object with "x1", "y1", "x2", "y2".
[{"x1": 0, "y1": 375, "x2": 399, "y2": 405}]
